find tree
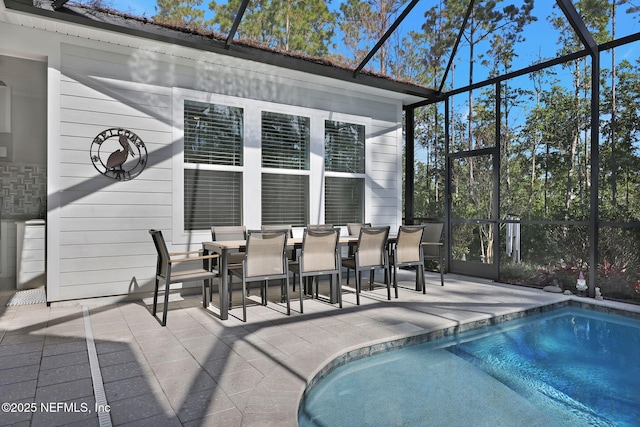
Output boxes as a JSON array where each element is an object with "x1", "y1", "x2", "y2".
[
  {"x1": 337, "y1": 0, "x2": 405, "y2": 73},
  {"x1": 208, "y1": 0, "x2": 335, "y2": 56},
  {"x1": 154, "y1": 0, "x2": 206, "y2": 31}
]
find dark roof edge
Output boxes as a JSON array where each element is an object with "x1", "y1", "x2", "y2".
[{"x1": 4, "y1": 0, "x2": 440, "y2": 101}]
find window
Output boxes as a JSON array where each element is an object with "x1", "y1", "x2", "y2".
[
  {"x1": 176, "y1": 93, "x2": 373, "y2": 234},
  {"x1": 183, "y1": 100, "x2": 243, "y2": 230},
  {"x1": 324, "y1": 120, "x2": 365, "y2": 173},
  {"x1": 261, "y1": 111, "x2": 310, "y2": 226},
  {"x1": 262, "y1": 174, "x2": 309, "y2": 226},
  {"x1": 324, "y1": 120, "x2": 365, "y2": 225},
  {"x1": 184, "y1": 169, "x2": 242, "y2": 228},
  {"x1": 262, "y1": 111, "x2": 309, "y2": 169},
  {"x1": 325, "y1": 176, "x2": 363, "y2": 224}
]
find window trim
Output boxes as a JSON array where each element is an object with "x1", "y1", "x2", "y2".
[
  {"x1": 173, "y1": 87, "x2": 372, "y2": 244},
  {"x1": 173, "y1": 88, "x2": 247, "y2": 244},
  {"x1": 323, "y1": 115, "x2": 371, "y2": 225}
]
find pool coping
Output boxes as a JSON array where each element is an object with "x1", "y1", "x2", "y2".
[{"x1": 298, "y1": 295, "x2": 640, "y2": 420}]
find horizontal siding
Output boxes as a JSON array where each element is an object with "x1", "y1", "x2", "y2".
[
  {"x1": 59, "y1": 217, "x2": 172, "y2": 232},
  {"x1": 60, "y1": 204, "x2": 171, "y2": 218},
  {"x1": 59, "y1": 168, "x2": 171, "y2": 189},
  {"x1": 60, "y1": 123, "x2": 172, "y2": 145},
  {"x1": 59, "y1": 190, "x2": 172, "y2": 206},
  {"x1": 60, "y1": 254, "x2": 156, "y2": 273},
  {"x1": 60, "y1": 242, "x2": 154, "y2": 258},
  {"x1": 49, "y1": 41, "x2": 402, "y2": 301},
  {"x1": 368, "y1": 116, "x2": 400, "y2": 231},
  {"x1": 55, "y1": 43, "x2": 176, "y2": 300},
  {"x1": 59, "y1": 268, "x2": 155, "y2": 293},
  {"x1": 59, "y1": 229, "x2": 157, "y2": 245}
]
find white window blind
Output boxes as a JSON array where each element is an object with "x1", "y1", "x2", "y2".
[
  {"x1": 184, "y1": 99, "x2": 244, "y2": 230},
  {"x1": 184, "y1": 169, "x2": 242, "y2": 230},
  {"x1": 262, "y1": 111, "x2": 310, "y2": 170},
  {"x1": 325, "y1": 176, "x2": 364, "y2": 225},
  {"x1": 324, "y1": 120, "x2": 365, "y2": 173},
  {"x1": 262, "y1": 173, "x2": 309, "y2": 226},
  {"x1": 184, "y1": 100, "x2": 243, "y2": 166},
  {"x1": 324, "y1": 120, "x2": 365, "y2": 225}
]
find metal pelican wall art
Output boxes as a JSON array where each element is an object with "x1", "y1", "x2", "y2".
[{"x1": 90, "y1": 128, "x2": 148, "y2": 181}]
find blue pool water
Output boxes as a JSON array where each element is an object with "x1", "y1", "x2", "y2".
[{"x1": 299, "y1": 307, "x2": 640, "y2": 427}]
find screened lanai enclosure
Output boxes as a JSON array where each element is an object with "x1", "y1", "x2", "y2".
[
  {"x1": 6, "y1": 0, "x2": 640, "y2": 304},
  {"x1": 400, "y1": 0, "x2": 640, "y2": 305},
  {"x1": 175, "y1": 0, "x2": 640, "y2": 304}
]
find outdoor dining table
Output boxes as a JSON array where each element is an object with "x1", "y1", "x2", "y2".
[
  {"x1": 202, "y1": 233, "x2": 410, "y2": 320},
  {"x1": 202, "y1": 236, "x2": 353, "y2": 320}
]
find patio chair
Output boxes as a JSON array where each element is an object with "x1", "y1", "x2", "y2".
[
  {"x1": 149, "y1": 229, "x2": 219, "y2": 326},
  {"x1": 261, "y1": 224, "x2": 293, "y2": 237},
  {"x1": 347, "y1": 223, "x2": 371, "y2": 236},
  {"x1": 288, "y1": 228, "x2": 341, "y2": 313},
  {"x1": 392, "y1": 225, "x2": 426, "y2": 295},
  {"x1": 307, "y1": 224, "x2": 334, "y2": 231},
  {"x1": 230, "y1": 229, "x2": 290, "y2": 322},
  {"x1": 211, "y1": 225, "x2": 246, "y2": 303},
  {"x1": 422, "y1": 222, "x2": 445, "y2": 287},
  {"x1": 345, "y1": 223, "x2": 371, "y2": 285},
  {"x1": 262, "y1": 224, "x2": 297, "y2": 288},
  {"x1": 211, "y1": 225, "x2": 246, "y2": 242},
  {"x1": 341, "y1": 226, "x2": 391, "y2": 305}
]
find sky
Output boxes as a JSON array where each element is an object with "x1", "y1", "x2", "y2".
[
  {"x1": 93, "y1": 0, "x2": 640, "y2": 86},
  {"x1": 89, "y1": 0, "x2": 640, "y2": 165}
]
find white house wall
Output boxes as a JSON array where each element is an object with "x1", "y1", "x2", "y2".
[{"x1": 1, "y1": 18, "x2": 403, "y2": 302}]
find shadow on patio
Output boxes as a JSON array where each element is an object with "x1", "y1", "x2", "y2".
[{"x1": 0, "y1": 271, "x2": 571, "y2": 426}]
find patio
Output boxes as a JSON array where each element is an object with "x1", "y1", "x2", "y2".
[{"x1": 4, "y1": 270, "x2": 634, "y2": 427}]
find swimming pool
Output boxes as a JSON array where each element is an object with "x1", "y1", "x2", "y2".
[{"x1": 299, "y1": 306, "x2": 640, "y2": 427}]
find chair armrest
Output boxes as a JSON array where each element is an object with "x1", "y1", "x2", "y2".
[
  {"x1": 421, "y1": 242, "x2": 443, "y2": 246},
  {"x1": 170, "y1": 250, "x2": 204, "y2": 256},
  {"x1": 168, "y1": 254, "x2": 220, "y2": 263}
]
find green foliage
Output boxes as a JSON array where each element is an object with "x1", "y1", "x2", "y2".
[
  {"x1": 128, "y1": 0, "x2": 640, "y2": 302},
  {"x1": 499, "y1": 261, "x2": 542, "y2": 286},
  {"x1": 404, "y1": 1, "x2": 640, "y2": 304},
  {"x1": 336, "y1": 0, "x2": 405, "y2": 73},
  {"x1": 154, "y1": 0, "x2": 206, "y2": 31},
  {"x1": 207, "y1": 0, "x2": 335, "y2": 56}
]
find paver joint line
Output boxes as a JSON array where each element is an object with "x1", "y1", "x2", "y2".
[{"x1": 83, "y1": 306, "x2": 113, "y2": 427}]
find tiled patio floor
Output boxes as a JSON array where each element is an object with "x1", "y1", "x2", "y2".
[{"x1": 1, "y1": 271, "x2": 634, "y2": 426}]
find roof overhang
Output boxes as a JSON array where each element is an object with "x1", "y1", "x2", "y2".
[{"x1": 2, "y1": 0, "x2": 440, "y2": 106}]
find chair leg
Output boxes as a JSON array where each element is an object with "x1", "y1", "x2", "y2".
[
  {"x1": 355, "y1": 271, "x2": 361, "y2": 305},
  {"x1": 422, "y1": 264, "x2": 427, "y2": 294},
  {"x1": 285, "y1": 275, "x2": 291, "y2": 315},
  {"x1": 161, "y1": 278, "x2": 171, "y2": 326},
  {"x1": 386, "y1": 274, "x2": 391, "y2": 300},
  {"x1": 299, "y1": 274, "x2": 304, "y2": 314},
  {"x1": 262, "y1": 280, "x2": 268, "y2": 305},
  {"x1": 202, "y1": 279, "x2": 208, "y2": 308},
  {"x1": 337, "y1": 271, "x2": 343, "y2": 308},
  {"x1": 386, "y1": 265, "x2": 390, "y2": 286},
  {"x1": 394, "y1": 265, "x2": 400, "y2": 299},
  {"x1": 439, "y1": 255, "x2": 444, "y2": 286},
  {"x1": 369, "y1": 270, "x2": 374, "y2": 290},
  {"x1": 385, "y1": 266, "x2": 391, "y2": 300},
  {"x1": 242, "y1": 276, "x2": 247, "y2": 322},
  {"x1": 152, "y1": 277, "x2": 159, "y2": 315}
]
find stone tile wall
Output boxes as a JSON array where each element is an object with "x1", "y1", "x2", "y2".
[{"x1": 0, "y1": 164, "x2": 46, "y2": 219}]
